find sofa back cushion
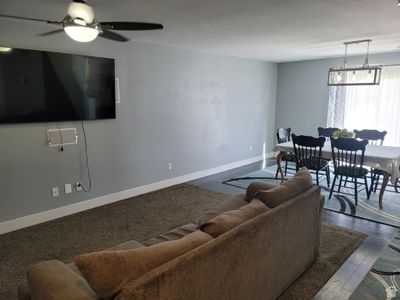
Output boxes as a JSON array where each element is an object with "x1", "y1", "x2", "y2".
[
  {"x1": 196, "y1": 192, "x2": 248, "y2": 225},
  {"x1": 198, "y1": 199, "x2": 270, "y2": 238},
  {"x1": 245, "y1": 181, "x2": 277, "y2": 202},
  {"x1": 74, "y1": 230, "x2": 212, "y2": 298},
  {"x1": 255, "y1": 167, "x2": 313, "y2": 208}
]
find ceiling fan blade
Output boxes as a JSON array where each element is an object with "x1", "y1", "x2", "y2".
[
  {"x1": 38, "y1": 29, "x2": 64, "y2": 37},
  {"x1": 0, "y1": 14, "x2": 56, "y2": 24},
  {"x1": 98, "y1": 30, "x2": 130, "y2": 42},
  {"x1": 100, "y1": 22, "x2": 163, "y2": 31}
]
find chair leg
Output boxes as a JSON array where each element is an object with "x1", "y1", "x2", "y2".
[
  {"x1": 344, "y1": 176, "x2": 349, "y2": 187},
  {"x1": 364, "y1": 175, "x2": 371, "y2": 200},
  {"x1": 316, "y1": 170, "x2": 319, "y2": 185},
  {"x1": 284, "y1": 160, "x2": 288, "y2": 176},
  {"x1": 374, "y1": 174, "x2": 380, "y2": 193},
  {"x1": 354, "y1": 177, "x2": 358, "y2": 206},
  {"x1": 329, "y1": 175, "x2": 337, "y2": 199},
  {"x1": 325, "y1": 167, "x2": 330, "y2": 187},
  {"x1": 275, "y1": 166, "x2": 279, "y2": 179},
  {"x1": 369, "y1": 173, "x2": 375, "y2": 196},
  {"x1": 338, "y1": 176, "x2": 343, "y2": 193}
]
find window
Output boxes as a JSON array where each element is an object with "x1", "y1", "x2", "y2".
[{"x1": 327, "y1": 66, "x2": 400, "y2": 146}]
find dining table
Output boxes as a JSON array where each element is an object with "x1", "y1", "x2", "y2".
[{"x1": 274, "y1": 141, "x2": 400, "y2": 209}]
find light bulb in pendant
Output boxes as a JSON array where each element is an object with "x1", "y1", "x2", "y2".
[
  {"x1": 351, "y1": 71, "x2": 357, "y2": 82},
  {"x1": 336, "y1": 72, "x2": 342, "y2": 82},
  {"x1": 367, "y1": 70, "x2": 373, "y2": 82}
]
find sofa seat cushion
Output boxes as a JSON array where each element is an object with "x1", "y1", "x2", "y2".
[
  {"x1": 245, "y1": 181, "x2": 277, "y2": 202},
  {"x1": 74, "y1": 230, "x2": 213, "y2": 299},
  {"x1": 198, "y1": 199, "x2": 270, "y2": 238},
  {"x1": 255, "y1": 167, "x2": 313, "y2": 208},
  {"x1": 142, "y1": 223, "x2": 197, "y2": 246},
  {"x1": 196, "y1": 192, "x2": 248, "y2": 225}
]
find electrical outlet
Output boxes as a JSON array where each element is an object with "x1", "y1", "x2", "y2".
[
  {"x1": 249, "y1": 145, "x2": 253, "y2": 152},
  {"x1": 168, "y1": 162, "x2": 173, "y2": 171},
  {"x1": 65, "y1": 183, "x2": 72, "y2": 194},
  {"x1": 52, "y1": 187, "x2": 59, "y2": 197},
  {"x1": 76, "y1": 182, "x2": 83, "y2": 192}
]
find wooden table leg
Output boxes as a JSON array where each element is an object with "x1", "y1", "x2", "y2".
[
  {"x1": 378, "y1": 172, "x2": 390, "y2": 209},
  {"x1": 276, "y1": 151, "x2": 285, "y2": 185}
]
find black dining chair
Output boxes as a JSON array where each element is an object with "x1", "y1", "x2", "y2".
[
  {"x1": 329, "y1": 137, "x2": 370, "y2": 205},
  {"x1": 318, "y1": 127, "x2": 340, "y2": 139},
  {"x1": 275, "y1": 128, "x2": 296, "y2": 179},
  {"x1": 354, "y1": 129, "x2": 387, "y2": 193},
  {"x1": 291, "y1": 134, "x2": 330, "y2": 186},
  {"x1": 317, "y1": 127, "x2": 340, "y2": 164},
  {"x1": 354, "y1": 129, "x2": 387, "y2": 145}
]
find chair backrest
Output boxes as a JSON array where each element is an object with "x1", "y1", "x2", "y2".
[
  {"x1": 291, "y1": 134, "x2": 326, "y2": 169},
  {"x1": 330, "y1": 137, "x2": 368, "y2": 173},
  {"x1": 276, "y1": 128, "x2": 291, "y2": 143},
  {"x1": 353, "y1": 129, "x2": 387, "y2": 145},
  {"x1": 318, "y1": 127, "x2": 340, "y2": 138}
]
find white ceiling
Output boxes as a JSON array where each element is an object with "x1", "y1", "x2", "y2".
[{"x1": 1, "y1": 0, "x2": 400, "y2": 62}]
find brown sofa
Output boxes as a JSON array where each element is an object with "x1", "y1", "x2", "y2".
[{"x1": 18, "y1": 168, "x2": 324, "y2": 300}]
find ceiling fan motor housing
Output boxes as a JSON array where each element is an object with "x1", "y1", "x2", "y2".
[{"x1": 68, "y1": 1, "x2": 94, "y2": 23}]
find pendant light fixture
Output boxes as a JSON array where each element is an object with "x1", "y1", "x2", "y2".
[{"x1": 328, "y1": 39, "x2": 381, "y2": 86}]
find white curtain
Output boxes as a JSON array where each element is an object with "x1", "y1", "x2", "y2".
[
  {"x1": 327, "y1": 86, "x2": 346, "y2": 128},
  {"x1": 327, "y1": 67, "x2": 400, "y2": 146}
]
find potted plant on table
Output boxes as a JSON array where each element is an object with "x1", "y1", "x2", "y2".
[{"x1": 332, "y1": 128, "x2": 354, "y2": 139}]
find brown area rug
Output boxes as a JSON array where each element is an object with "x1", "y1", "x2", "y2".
[
  {"x1": 0, "y1": 184, "x2": 228, "y2": 299},
  {"x1": 278, "y1": 224, "x2": 366, "y2": 299},
  {"x1": 0, "y1": 183, "x2": 366, "y2": 299}
]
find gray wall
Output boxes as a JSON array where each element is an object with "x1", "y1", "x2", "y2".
[
  {"x1": 0, "y1": 28, "x2": 277, "y2": 222},
  {"x1": 275, "y1": 52, "x2": 400, "y2": 136}
]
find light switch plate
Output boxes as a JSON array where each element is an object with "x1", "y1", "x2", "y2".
[
  {"x1": 52, "y1": 187, "x2": 59, "y2": 197},
  {"x1": 65, "y1": 184, "x2": 72, "y2": 194}
]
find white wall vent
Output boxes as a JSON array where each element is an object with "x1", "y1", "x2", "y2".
[{"x1": 47, "y1": 128, "x2": 78, "y2": 147}]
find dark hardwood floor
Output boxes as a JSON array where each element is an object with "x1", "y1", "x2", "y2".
[{"x1": 189, "y1": 159, "x2": 398, "y2": 300}]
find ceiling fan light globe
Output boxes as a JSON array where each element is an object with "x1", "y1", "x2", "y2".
[
  {"x1": 68, "y1": 2, "x2": 94, "y2": 23},
  {"x1": 64, "y1": 25, "x2": 98, "y2": 42}
]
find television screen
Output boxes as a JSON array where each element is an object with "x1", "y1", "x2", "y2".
[{"x1": 0, "y1": 48, "x2": 116, "y2": 124}]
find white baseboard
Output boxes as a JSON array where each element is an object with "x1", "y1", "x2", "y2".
[{"x1": 0, "y1": 154, "x2": 273, "y2": 235}]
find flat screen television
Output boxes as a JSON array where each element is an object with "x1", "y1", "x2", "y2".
[{"x1": 0, "y1": 48, "x2": 116, "y2": 124}]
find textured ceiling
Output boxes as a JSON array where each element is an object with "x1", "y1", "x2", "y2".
[{"x1": 1, "y1": 0, "x2": 400, "y2": 62}]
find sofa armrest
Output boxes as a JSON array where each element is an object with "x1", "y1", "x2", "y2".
[
  {"x1": 27, "y1": 260, "x2": 97, "y2": 300},
  {"x1": 314, "y1": 194, "x2": 325, "y2": 258}
]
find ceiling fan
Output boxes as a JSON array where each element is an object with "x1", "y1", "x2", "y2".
[{"x1": 0, "y1": 0, "x2": 164, "y2": 43}]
